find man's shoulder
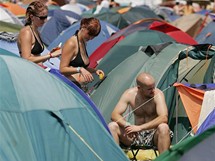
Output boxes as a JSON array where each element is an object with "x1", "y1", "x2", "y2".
[
  {"x1": 154, "y1": 88, "x2": 165, "y2": 100},
  {"x1": 124, "y1": 87, "x2": 138, "y2": 96}
]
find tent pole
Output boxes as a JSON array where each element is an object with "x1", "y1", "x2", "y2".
[{"x1": 175, "y1": 90, "x2": 179, "y2": 143}]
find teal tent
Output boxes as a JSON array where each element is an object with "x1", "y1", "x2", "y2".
[
  {"x1": 0, "y1": 53, "x2": 129, "y2": 161},
  {"x1": 82, "y1": 6, "x2": 159, "y2": 29},
  {"x1": 154, "y1": 125, "x2": 215, "y2": 161},
  {"x1": 90, "y1": 42, "x2": 186, "y2": 123},
  {"x1": 90, "y1": 43, "x2": 215, "y2": 143}
]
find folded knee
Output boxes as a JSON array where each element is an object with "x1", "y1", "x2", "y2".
[
  {"x1": 157, "y1": 123, "x2": 170, "y2": 134},
  {"x1": 108, "y1": 121, "x2": 119, "y2": 132}
]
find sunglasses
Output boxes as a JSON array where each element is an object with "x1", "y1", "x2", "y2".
[{"x1": 34, "y1": 14, "x2": 48, "y2": 20}]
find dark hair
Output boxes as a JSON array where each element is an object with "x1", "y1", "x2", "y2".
[
  {"x1": 25, "y1": 1, "x2": 48, "y2": 26},
  {"x1": 80, "y1": 17, "x2": 101, "y2": 37}
]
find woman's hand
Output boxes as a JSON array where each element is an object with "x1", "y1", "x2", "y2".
[
  {"x1": 80, "y1": 67, "x2": 94, "y2": 83},
  {"x1": 50, "y1": 48, "x2": 61, "y2": 58}
]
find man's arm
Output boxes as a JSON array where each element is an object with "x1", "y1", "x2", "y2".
[{"x1": 111, "y1": 89, "x2": 133, "y2": 128}]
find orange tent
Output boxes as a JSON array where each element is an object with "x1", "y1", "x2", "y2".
[
  {"x1": 2, "y1": 2, "x2": 26, "y2": 17},
  {"x1": 174, "y1": 83, "x2": 205, "y2": 133}
]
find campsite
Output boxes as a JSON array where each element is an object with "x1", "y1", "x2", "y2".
[{"x1": 0, "y1": 0, "x2": 215, "y2": 161}]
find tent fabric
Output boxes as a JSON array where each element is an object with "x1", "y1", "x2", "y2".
[
  {"x1": 40, "y1": 9, "x2": 81, "y2": 46},
  {"x1": 204, "y1": 54, "x2": 215, "y2": 83},
  {"x1": 83, "y1": 5, "x2": 160, "y2": 29},
  {"x1": 90, "y1": 42, "x2": 187, "y2": 123},
  {"x1": 0, "y1": 6, "x2": 23, "y2": 25},
  {"x1": 198, "y1": 89, "x2": 215, "y2": 130},
  {"x1": 0, "y1": 48, "x2": 109, "y2": 131},
  {"x1": 0, "y1": 2, "x2": 26, "y2": 17},
  {"x1": 48, "y1": 68, "x2": 110, "y2": 133},
  {"x1": 61, "y1": 4, "x2": 82, "y2": 15},
  {"x1": 153, "y1": 6, "x2": 180, "y2": 22},
  {"x1": 48, "y1": 20, "x2": 119, "y2": 56},
  {"x1": 90, "y1": 42, "x2": 215, "y2": 146},
  {"x1": 195, "y1": 21, "x2": 215, "y2": 45},
  {"x1": 149, "y1": 21, "x2": 197, "y2": 45},
  {"x1": 95, "y1": 30, "x2": 175, "y2": 77},
  {"x1": 0, "y1": 54, "x2": 129, "y2": 161},
  {"x1": 158, "y1": 44, "x2": 215, "y2": 124},
  {"x1": 174, "y1": 83, "x2": 205, "y2": 133},
  {"x1": 89, "y1": 18, "x2": 154, "y2": 68},
  {"x1": 197, "y1": 108, "x2": 215, "y2": 135},
  {"x1": 89, "y1": 18, "x2": 196, "y2": 68},
  {"x1": 170, "y1": 13, "x2": 212, "y2": 38},
  {"x1": 154, "y1": 125, "x2": 215, "y2": 161},
  {"x1": 0, "y1": 21, "x2": 22, "y2": 33}
]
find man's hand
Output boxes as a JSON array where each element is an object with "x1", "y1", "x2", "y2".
[{"x1": 125, "y1": 125, "x2": 142, "y2": 135}]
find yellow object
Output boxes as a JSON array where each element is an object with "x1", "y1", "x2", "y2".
[
  {"x1": 99, "y1": 73, "x2": 104, "y2": 80},
  {"x1": 125, "y1": 149, "x2": 158, "y2": 160}
]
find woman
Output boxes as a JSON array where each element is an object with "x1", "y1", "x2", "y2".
[
  {"x1": 60, "y1": 17, "x2": 104, "y2": 90},
  {"x1": 17, "y1": 1, "x2": 61, "y2": 68}
]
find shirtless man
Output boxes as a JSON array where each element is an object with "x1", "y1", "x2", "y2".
[{"x1": 108, "y1": 72, "x2": 172, "y2": 154}]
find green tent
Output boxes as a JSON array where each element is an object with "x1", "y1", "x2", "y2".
[
  {"x1": 0, "y1": 52, "x2": 129, "y2": 161},
  {"x1": 0, "y1": 20, "x2": 22, "y2": 33},
  {"x1": 82, "y1": 6, "x2": 160, "y2": 29},
  {"x1": 95, "y1": 29, "x2": 175, "y2": 77},
  {"x1": 154, "y1": 125, "x2": 215, "y2": 161},
  {"x1": 90, "y1": 43, "x2": 215, "y2": 144}
]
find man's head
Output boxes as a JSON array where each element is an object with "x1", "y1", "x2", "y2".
[{"x1": 136, "y1": 72, "x2": 155, "y2": 98}]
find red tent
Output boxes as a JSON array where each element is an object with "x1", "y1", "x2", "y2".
[
  {"x1": 149, "y1": 21, "x2": 197, "y2": 45},
  {"x1": 89, "y1": 18, "x2": 197, "y2": 68}
]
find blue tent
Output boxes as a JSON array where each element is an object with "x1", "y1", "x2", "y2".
[
  {"x1": 0, "y1": 51, "x2": 129, "y2": 161},
  {"x1": 40, "y1": 9, "x2": 81, "y2": 46},
  {"x1": 197, "y1": 108, "x2": 215, "y2": 135},
  {"x1": 47, "y1": 20, "x2": 119, "y2": 56},
  {"x1": 195, "y1": 21, "x2": 215, "y2": 45}
]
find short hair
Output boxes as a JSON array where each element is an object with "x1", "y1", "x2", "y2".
[{"x1": 80, "y1": 17, "x2": 101, "y2": 37}]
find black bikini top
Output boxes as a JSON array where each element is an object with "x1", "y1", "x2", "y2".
[
  {"x1": 30, "y1": 25, "x2": 44, "y2": 55},
  {"x1": 69, "y1": 30, "x2": 89, "y2": 68}
]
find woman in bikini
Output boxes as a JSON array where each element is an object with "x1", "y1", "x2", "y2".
[
  {"x1": 17, "y1": 1, "x2": 61, "y2": 68},
  {"x1": 59, "y1": 17, "x2": 104, "y2": 90}
]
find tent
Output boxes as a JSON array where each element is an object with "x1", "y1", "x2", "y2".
[
  {"x1": 174, "y1": 83, "x2": 215, "y2": 134},
  {"x1": 40, "y1": 9, "x2": 81, "y2": 46},
  {"x1": 89, "y1": 18, "x2": 197, "y2": 68},
  {"x1": 0, "y1": 51, "x2": 129, "y2": 161},
  {"x1": 83, "y1": 5, "x2": 160, "y2": 29},
  {"x1": 47, "y1": 20, "x2": 119, "y2": 56},
  {"x1": 0, "y1": 21, "x2": 22, "y2": 33},
  {"x1": 195, "y1": 21, "x2": 215, "y2": 45},
  {"x1": 60, "y1": 2, "x2": 89, "y2": 15},
  {"x1": 93, "y1": 30, "x2": 175, "y2": 77},
  {"x1": 0, "y1": 2, "x2": 26, "y2": 17},
  {"x1": 153, "y1": 6, "x2": 180, "y2": 22},
  {"x1": 170, "y1": 13, "x2": 212, "y2": 38},
  {"x1": 154, "y1": 125, "x2": 215, "y2": 161},
  {"x1": 90, "y1": 43, "x2": 215, "y2": 143},
  {"x1": 0, "y1": 6, "x2": 23, "y2": 25}
]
